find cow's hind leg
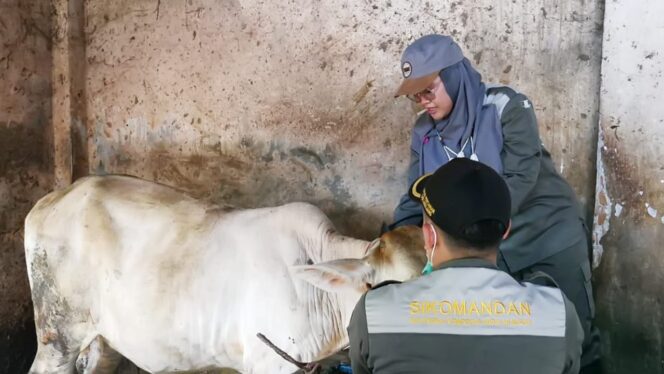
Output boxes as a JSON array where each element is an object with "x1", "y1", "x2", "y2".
[
  {"x1": 76, "y1": 335, "x2": 122, "y2": 374},
  {"x1": 29, "y1": 338, "x2": 78, "y2": 374},
  {"x1": 29, "y1": 310, "x2": 85, "y2": 374},
  {"x1": 28, "y1": 251, "x2": 89, "y2": 374}
]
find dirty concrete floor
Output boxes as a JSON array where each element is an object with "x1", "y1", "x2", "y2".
[
  {"x1": 117, "y1": 359, "x2": 237, "y2": 374},
  {"x1": 116, "y1": 349, "x2": 350, "y2": 373}
]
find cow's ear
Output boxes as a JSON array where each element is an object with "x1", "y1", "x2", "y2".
[{"x1": 291, "y1": 259, "x2": 373, "y2": 293}]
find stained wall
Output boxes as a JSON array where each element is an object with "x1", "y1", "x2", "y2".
[
  {"x1": 0, "y1": 0, "x2": 54, "y2": 371},
  {"x1": 593, "y1": 0, "x2": 664, "y2": 371},
  {"x1": 80, "y1": 0, "x2": 603, "y2": 238}
]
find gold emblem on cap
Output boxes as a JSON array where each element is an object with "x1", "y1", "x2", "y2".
[
  {"x1": 421, "y1": 190, "x2": 435, "y2": 216},
  {"x1": 411, "y1": 173, "x2": 431, "y2": 199},
  {"x1": 411, "y1": 174, "x2": 435, "y2": 216}
]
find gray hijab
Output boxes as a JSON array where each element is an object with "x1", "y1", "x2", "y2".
[{"x1": 413, "y1": 42, "x2": 503, "y2": 174}]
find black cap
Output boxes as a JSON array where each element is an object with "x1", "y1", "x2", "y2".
[{"x1": 409, "y1": 158, "x2": 511, "y2": 239}]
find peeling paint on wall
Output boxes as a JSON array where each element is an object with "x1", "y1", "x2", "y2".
[
  {"x1": 591, "y1": 125, "x2": 610, "y2": 269},
  {"x1": 594, "y1": 0, "x2": 664, "y2": 372},
  {"x1": 646, "y1": 206, "x2": 657, "y2": 218},
  {"x1": 645, "y1": 204, "x2": 658, "y2": 219},
  {"x1": 614, "y1": 203, "x2": 623, "y2": 217}
]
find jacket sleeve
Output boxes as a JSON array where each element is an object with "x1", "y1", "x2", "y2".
[
  {"x1": 562, "y1": 294, "x2": 584, "y2": 374},
  {"x1": 392, "y1": 148, "x2": 424, "y2": 228},
  {"x1": 500, "y1": 94, "x2": 542, "y2": 214},
  {"x1": 348, "y1": 294, "x2": 372, "y2": 374}
]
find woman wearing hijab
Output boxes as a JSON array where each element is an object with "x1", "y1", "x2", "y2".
[{"x1": 389, "y1": 34, "x2": 601, "y2": 373}]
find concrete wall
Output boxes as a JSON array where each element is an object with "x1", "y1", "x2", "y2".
[
  {"x1": 80, "y1": 0, "x2": 603, "y2": 239},
  {"x1": 593, "y1": 0, "x2": 664, "y2": 372},
  {"x1": 0, "y1": 0, "x2": 53, "y2": 371}
]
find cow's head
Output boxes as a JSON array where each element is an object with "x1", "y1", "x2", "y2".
[{"x1": 291, "y1": 225, "x2": 426, "y2": 294}]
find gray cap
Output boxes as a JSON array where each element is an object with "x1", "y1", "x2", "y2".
[{"x1": 394, "y1": 35, "x2": 464, "y2": 97}]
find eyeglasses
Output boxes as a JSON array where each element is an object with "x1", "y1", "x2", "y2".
[{"x1": 406, "y1": 82, "x2": 439, "y2": 103}]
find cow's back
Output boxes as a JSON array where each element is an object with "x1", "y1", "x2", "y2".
[
  {"x1": 28, "y1": 174, "x2": 204, "y2": 234},
  {"x1": 25, "y1": 175, "x2": 213, "y2": 262},
  {"x1": 24, "y1": 174, "x2": 228, "y2": 300}
]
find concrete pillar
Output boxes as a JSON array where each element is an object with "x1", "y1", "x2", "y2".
[
  {"x1": 51, "y1": 0, "x2": 87, "y2": 187},
  {"x1": 593, "y1": 0, "x2": 664, "y2": 372}
]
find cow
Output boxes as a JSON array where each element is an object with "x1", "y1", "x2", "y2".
[{"x1": 24, "y1": 175, "x2": 426, "y2": 373}]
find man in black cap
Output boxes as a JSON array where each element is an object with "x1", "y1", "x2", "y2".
[{"x1": 349, "y1": 158, "x2": 583, "y2": 373}]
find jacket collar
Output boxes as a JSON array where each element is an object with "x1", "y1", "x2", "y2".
[{"x1": 434, "y1": 257, "x2": 498, "y2": 271}]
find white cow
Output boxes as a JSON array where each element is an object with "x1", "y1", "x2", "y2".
[{"x1": 25, "y1": 175, "x2": 425, "y2": 373}]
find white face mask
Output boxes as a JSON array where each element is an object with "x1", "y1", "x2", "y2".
[{"x1": 421, "y1": 223, "x2": 437, "y2": 275}]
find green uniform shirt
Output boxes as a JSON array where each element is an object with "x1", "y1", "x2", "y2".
[
  {"x1": 495, "y1": 87, "x2": 587, "y2": 272},
  {"x1": 393, "y1": 86, "x2": 588, "y2": 272}
]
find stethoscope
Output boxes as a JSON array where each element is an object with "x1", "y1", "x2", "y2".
[{"x1": 430, "y1": 127, "x2": 479, "y2": 162}]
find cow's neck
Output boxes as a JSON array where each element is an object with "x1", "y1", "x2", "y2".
[
  {"x1": 303, "y1": 285, "x2": 361, "y2": 361},
  {"x1": 299, "y1": 224, "x2": 371, "y2": 359},
  {"x1": 319, "y1": 231, "x2": 370, "y2": 261}
]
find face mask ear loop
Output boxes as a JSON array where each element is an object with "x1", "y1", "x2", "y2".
[{"x1": 422, "y1": 224, "x2": 437, "y2": 275}]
